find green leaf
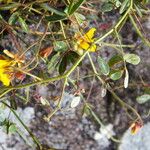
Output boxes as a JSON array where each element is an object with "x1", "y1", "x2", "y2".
[
  {"x1": 119, "y1": 0, "x2": 129, "y2": 14},
  {"x1": 40, "y1": 3, "x2": 66, "y2": 16},
  {"x1": 0, "y1": 3, "x2": 20, "y2": 10},
  {"x1": 115, "y1": 0, "x2": 122, "y2": 8},
  {"x1": 58, "y1": 51, "x2": 79, "y2": 75},
  {"x1": 66, "y1": 0, "x2": 74, "y2": 14},
  {"x1": 101, "y1": 2, "x2": 113, "y2": 12},
  {"x1": 124, "y1": 53, "x2": 141, "y2": 65},
  {"x1": 0, "y1": 119, "x2": 7, "y2": 126},
  {"x1": 59, "y1": 55, "x2": 68, "y2": 75},
  {"x1": 5, "y1": 120, "x2": 15, "y2": 134},
  {"x1": 143, "y1": 0, "x2": 150, "y2": 4},
  {"x1": 54, "y1": 41, "x2": 68, "y2": 52},
  {"x1": 45, "y1": 0, "x2": 85, "y2": 22},
  {"x1": 47, "y1": 52, "x2": 60, "y2": 73},
  {"x1": 109, "y1": 70, "x2": 123, "y2": 80},
  {"x1": 46, "y1": 14, "x2": 67, "y2": 22},
  {"x1": 108, "y1": 55, "x2": 123, "y2": 67},
  {"x1": 134, "y1": 4, "x2": 143, "y2": 17},
  {"x1": 8, "y1": 123, "x2": 17, "y2": 134},
  {"x1": 8, "y1": 12, "x2": 19, "y2": 25},
  {"x1": 86, "y1": 14, "x2": 99, "y2": 20},
  {"x1": 18, "y1": 17, "x2": 29, "y2": 33},
  {"x1": 144, "y1": 87, "x2": 150, "y2": 95},
  {"x1": 67, "y1": 0, "x2": 86, "y2": 15},
  {"x1": 74, "y1": 12, "x2": 85, "y2": 24},
  {"x1": 136, "y1": 94, "x2": 150, "y2": 104},
  {"x1": 98, "y1": 56, "x2": 110, "y2": 75},
  {"x1": 82, "y1": 103, "x2": 93, "y2": 117},
  {"x1": 67, "y1": 51, "x2": 79, "y2": 64},
  {"x1": 0, "y1": 14, "x2": 3, "y2": 19}
]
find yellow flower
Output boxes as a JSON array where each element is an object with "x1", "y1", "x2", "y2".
[
  {"x1": 0, "y1": 59, "x2": 12, "y2": 86},
  {"x1": 74, "y1": 28, "x2": 97, "y2": 54},
  {"x1": 0, "y1": 50, "x2": 25, "y2": 86}
]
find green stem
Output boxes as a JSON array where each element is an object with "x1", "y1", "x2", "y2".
[
  {"x1": 65, "y1": 51, "x2": 88, "y2": 76},
  {"x1": 102, "y1": 42, "x2": 135, "y2": 48},
  {"x1": 6, "y1": 75, "x2": 66, "y2": 90},
  {"x1": 0, "y1": 89, "x2": 12, "y2": 99}
]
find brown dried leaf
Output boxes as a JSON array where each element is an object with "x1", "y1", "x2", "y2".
[{"x1": 39, "y1": 46, "x2": 53, "y2": 58}]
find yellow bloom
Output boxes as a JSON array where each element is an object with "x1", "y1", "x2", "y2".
[
  {"x1": 0, "y1": 50, "x2": 25, "y2": 86},
  {"x1": 0, "y1": 60, "x2": 12, "y2": 86},
  {"x1": 74, "y1": 28, "x2": 97, "y2": 54}
]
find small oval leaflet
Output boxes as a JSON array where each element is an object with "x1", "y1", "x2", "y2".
[
  {"x1": 108, "y1": 54, "x2": 123, "y2": 67},
  {"x1": 18, "y1": 17, "x2": 29, "y2": 33},
  {"x1": 54, "y1": 41, "x2": 68, "y2": 52},
  {"x1": 101, "y1": 2, "x2": 113, "y2": 12},
  {"x1": 136, "y1": 94, "x2": 150, "y2": 104},
  {"x1": 83, "y1": 104, "x2": 91, "y2": 116},
  {"x1": 70, "y1": 96, "x2": 81, "y2": 108},
  {"x1": 123, "y1": 53, "x2": 141, "y2": 65},
  {"x1": 8, "y1": 124, "x2": 17, "y2": 134},
  {"x1": 75, "y1": 12, "x2": 86, "y2": 24},
  {"x1": 110, "y1": 70, "x2": 123, "y2": 80},
  {"x1": 98, "y1": 56, "x2": 110, "y2": 76}
]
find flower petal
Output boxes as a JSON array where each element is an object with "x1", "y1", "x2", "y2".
[
  {"x1": 74, "y1": 28, "x2": 97, "y2": 54},
  {"x1": 88, "y1": 44, "x2": 97, "y2": 52},
  {"x1": 79, "y1": 41, "x2": 90, "y2": 50},
  {"x1": 84, "y1": 28, "x2": 96, "y2": 42},
  {"x1": 0, "y1": 60, "x2": 11, "y2": 67},
  {"x1": 0, "y1": 69, "x2": 11, "y2": 86}
]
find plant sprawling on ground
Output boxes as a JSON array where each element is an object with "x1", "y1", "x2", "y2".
[{"x1": 0, "y1": 0, "x2": 150, "y2": 149}]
